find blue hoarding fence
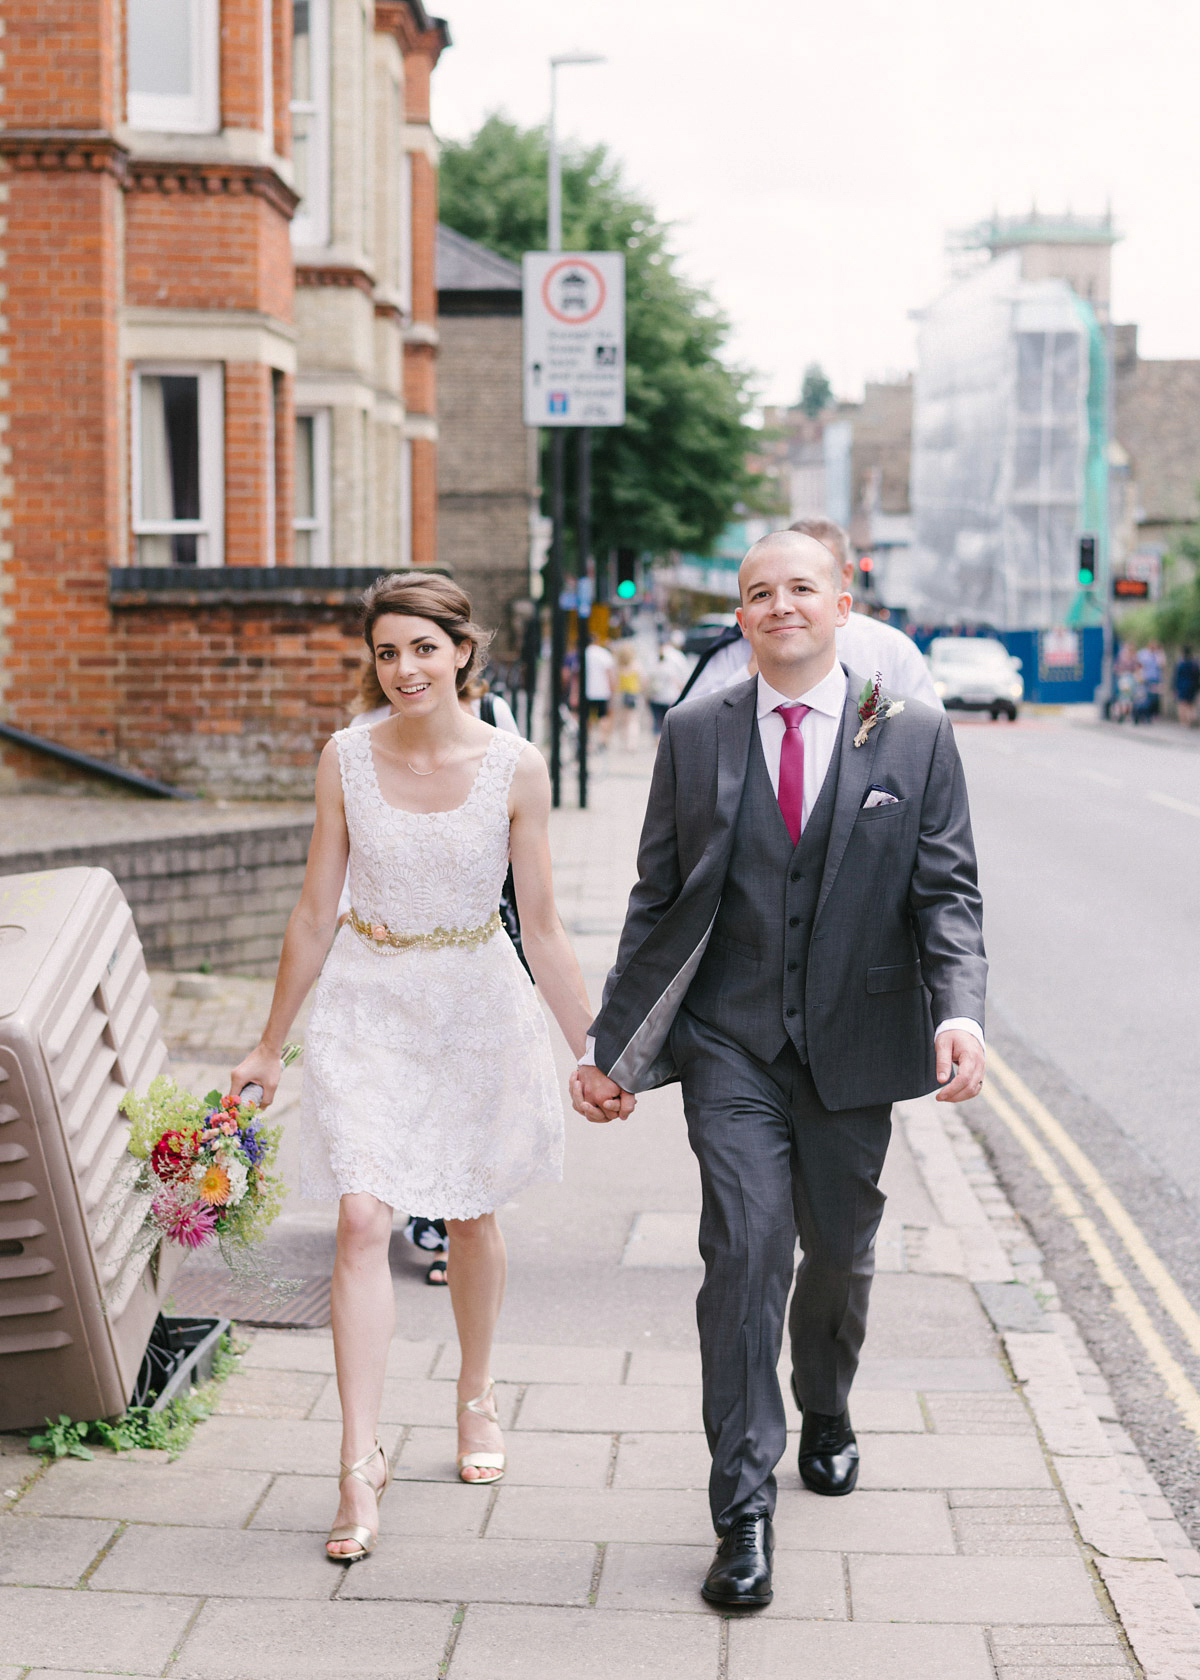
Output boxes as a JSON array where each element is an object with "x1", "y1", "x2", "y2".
[{"x1": 908, "y1": 624, "x2": 1104, "y2": 705}]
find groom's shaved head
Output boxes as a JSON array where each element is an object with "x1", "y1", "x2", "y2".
[{"x1": 738, "y1": 530, "x2": 839, "y2": 601}]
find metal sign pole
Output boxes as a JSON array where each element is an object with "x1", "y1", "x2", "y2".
[
  {"x1": 577, "y1": 426, "x2": 592, "y2": 809},
  {"x1": 548, "y1": 429, "x2": 566, "y2": 807}
]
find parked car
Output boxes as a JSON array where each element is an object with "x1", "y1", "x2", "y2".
[
  {"x1": 927, "y1": 637, "x2": 1023, "y2": 720},
  {"x1": 682, "y1": 614, "x2": 739, "y2": 659}
]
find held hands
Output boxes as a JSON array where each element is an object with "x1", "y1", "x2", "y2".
[
  {"x1": 570, "y1": 1064, "x2": 637, "y2": 1124},
  {"x1": 934, "y1": 1029, "x2": 985, "y2": 1103},
  {"x1": 227, "y1": 1045, "x2": 284, "y2": 1109}
]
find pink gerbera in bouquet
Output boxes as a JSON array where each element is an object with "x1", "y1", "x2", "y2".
[{"x1": 119, "y1": 1047, "x2": 300, "y2": 1286}]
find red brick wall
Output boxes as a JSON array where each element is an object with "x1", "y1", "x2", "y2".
[
  {"x1": 273, "y1": 371, "x2": 295, "y2": 568},
  {"x1": 125, "y1": 188, "x2": 294, "y2": 320},
  {"x1": 0, "y1": 165, "x2": 125, "y2": 768},
  {"x1": 4, "y1": 1, "x2": 115, "y2": 128},
  {"x1": 225, "y1": 364, "x2": 273, "y2": 567},
  {"x1": 221, "y1": 0, "x2": 268, "y2": 129},
  {"x1": 112, "y1": 605, "x2": 365, "y2": 794},
  {"x1": 410, "y1": 438, "x2": 437, "y2": 570}
]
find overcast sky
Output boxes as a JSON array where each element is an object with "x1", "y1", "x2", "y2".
[{"x1": 433, "y1": 0, "x2": 1200, "y2": 407}]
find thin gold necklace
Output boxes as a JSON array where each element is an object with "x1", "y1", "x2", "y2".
[{"x1": 404, "y1": 736, "x2": 462, "y2": 777}]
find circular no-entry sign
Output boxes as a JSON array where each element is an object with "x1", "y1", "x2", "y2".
[{"x1": 541, "y1": 258, "x2": 608, "y2": 325}]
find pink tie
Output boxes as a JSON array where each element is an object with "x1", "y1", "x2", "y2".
[{"x1": 775, "y1": 704, "x2": 810, "y2": 844}]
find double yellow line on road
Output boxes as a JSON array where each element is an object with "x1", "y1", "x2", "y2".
[{"x1": 983, "y1": 1049, "x2": 1200, "y2": 1438}]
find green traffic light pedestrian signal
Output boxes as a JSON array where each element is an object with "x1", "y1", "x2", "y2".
[
  {"x1": 616, "y1": 579, "x2": 636, "y2": 600},
  {"x1": 1078, "y1": 535, "x2": 1097, "y2": 587}
]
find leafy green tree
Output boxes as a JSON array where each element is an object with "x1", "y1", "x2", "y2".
[
  {"x1": 799, "y1": 362, "x2": 833, "y2": 417},
  {"x1": 439, "y1": 115, "x2": 762, "y2": 560}
]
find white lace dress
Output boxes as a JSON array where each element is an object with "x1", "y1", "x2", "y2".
[{"x1": 299, "y1": 725, "x2": 564, "y2": 1219}]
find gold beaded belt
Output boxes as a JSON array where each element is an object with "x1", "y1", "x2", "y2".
[{"x1": 348, "y1": 907, "x2": 502, "y2": 955}]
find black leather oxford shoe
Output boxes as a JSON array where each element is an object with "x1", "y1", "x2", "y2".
[
  {"x1": 700, "y1": 1513, "x2": 774, "y2": 1607},
  {"x1": 797, "y1": 1407, "x2": 859, "y2": 1496}
]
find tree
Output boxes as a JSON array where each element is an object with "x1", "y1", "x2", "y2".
[
  {"x1": 439, "y1": 116, "x2": 762, "y2": 560},
  {"x1": 799, "y1": 363, "x2": 833, "y2": 418}
]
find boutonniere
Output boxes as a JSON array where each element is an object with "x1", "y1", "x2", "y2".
[{"x1": 854, "y1": 673, "x2": 904, "y2": 747}]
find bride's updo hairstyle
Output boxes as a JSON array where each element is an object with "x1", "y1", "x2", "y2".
[{"x1": 360, "y1": 573, "x2": 493, "y2": 696}]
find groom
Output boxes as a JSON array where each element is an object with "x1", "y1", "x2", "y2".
[{"x1": 571, "y1": 530, "x2": 986, "y2": 1608}]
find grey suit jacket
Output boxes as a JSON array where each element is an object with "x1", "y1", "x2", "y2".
[{"x1": 590, "y1": 667, "x2": 987, "y2": 1110}]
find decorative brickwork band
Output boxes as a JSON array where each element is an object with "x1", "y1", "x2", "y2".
[
  {"x1": 295, "y1": 264, "x2": 377, "y2": 295},
  {"x1": 0, "y1": 130, "x2": 130, "y2": 185},
  {"x1": 128, "y1": 160, "x2": 299, "y2": 220}
]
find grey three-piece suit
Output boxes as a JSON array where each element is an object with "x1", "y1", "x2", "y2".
[{"x1": 590, "y1": 669, "x2": 987, "y2": 1532}]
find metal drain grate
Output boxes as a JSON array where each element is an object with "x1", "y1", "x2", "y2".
[{"x1": 167, "y1": 1272, "x2": 331, "y2": 1329}]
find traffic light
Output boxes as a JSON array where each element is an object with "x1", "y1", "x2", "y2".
[
  {"x1": 615, "y1": 549, "x2": 637, "y2": 600},
  {"x1": 1078, "y1": 536, "x2": 1097, "y2": 587},
  {"x1": 858, "y1": 555, "x2": 874, "y2": 592}
]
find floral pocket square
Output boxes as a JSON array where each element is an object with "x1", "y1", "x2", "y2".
[{"x1": 862, "y1": 786, "x2": 900, "y2": 809}]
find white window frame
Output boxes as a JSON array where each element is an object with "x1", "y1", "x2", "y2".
[
  {"x1": 290, "y1": 0, "x2": 331, "y2": 247},
  {"x1": 294, "y1": 408, "x2": 331, "y2": 567},
  {"x1": 127, "y1": 0, "x2": 220, "y2": 135},
  {"x1": 262, "y1": 0, "x2": 275, "y2": 146},
  {"x1": 131, "y1": 363, "x2": 225, "y2": 567}
]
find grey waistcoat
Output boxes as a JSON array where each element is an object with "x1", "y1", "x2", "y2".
[{"x1": 684, "y1": 722, "x2": 842, "y2": 1065}]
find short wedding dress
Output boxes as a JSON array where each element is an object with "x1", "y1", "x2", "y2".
[{"x1": 300, "y1": 724, "x2": 564, "y2": 1219}]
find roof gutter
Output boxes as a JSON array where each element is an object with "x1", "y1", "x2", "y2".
[{"x1": 0, "y1": 722, "x2": 199, "y2": 800}]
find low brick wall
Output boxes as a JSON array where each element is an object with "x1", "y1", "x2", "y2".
[{"x1": 0, "y1": 821, "x2": 313, "y2": 975}]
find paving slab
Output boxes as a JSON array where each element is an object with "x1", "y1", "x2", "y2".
[
  {"x1": 625, "y1": 1348, "x2": 702, "y2": 1386},
  {"x1": 597, "y1": 1541, "x2": 845, "y2": 1619},
  {"x1": 215, "y1": 1367, "x2": 328, "y2": 1418},
  {"x1": 849, "y1": 1553, "x2": 1104, "y2": 1623},
  {"x1": 727, "y1": 1619, "x2": 995, "y2": 1678},
  {"x1": 857, "y1": 1432, "x2": 1052, "y2": 1489},
  {"x1": 854, "y1": 1356, "x2": 1011, "y2": 1391},
  {"x1": 249, "y1": 1474, "x2": 488, "y2": 1538},
  {"x1": 340, "y1": 1536, "x2": 595, "y2": 1605},
  {"x1": 515, "y1": 1383, "x2": 700, "y2": 1433},
  {"x1": 90, "y1": 1522, "x2": 343, "y2": 1598},
  {"x1": 395, "y1": 1426, "x2": 613, "y2": 1487},
  {"x1": 181, "y1": 1414, "x2": 404, "y2": 1473},
  {"x1": 430, "y1": 1342, "x2": 626, "y2": 1385},
  {"x1": 990, "y1": 1623, "x2": 1136, "y2": 1675},
  {"x1": 447, "y1": 1604, "x2": 719, "y2": 1680},
  {"x1": 0, "y1": 1584, "x2": 197, "y2": 1671},
  {"x1": 20, "y1": 1458, "x2": 270, "y2": 1526},
  {"x1": 771, "y1": 1487, "x2": 957, "y2": 1553},
  {"x1": 621, "y1": 1210, "x2": 704, "y2": 1267},
  {"x1": 24, "y1": 1672, "x2": 160, "y2": 1680},
  {"x1": 173, "y1": 1597, "x2": 455, "y2": 1680},
  {"x1": 240, "y1": 1332, "x2": 439, "y2": 1377},
  {"x1": 923, "y1": 1391, "x2": 1033, "y2": 1435},
  {"x1": 310, "y1": 1376, "x2": 520, "y2": 1427},
  {"x1": 863, "y1": 1273, "x2": 997, "y2": 1356},
  {"x1": 486, "y1": 1487, "x2": 713, "y2": 1545},
  {"x1": 0, "y1": 1514, "x2": 116, "y2": 1586},
  {"x1": 1094, "y1": 1557, "x2": 1200, "y2": 1672}
]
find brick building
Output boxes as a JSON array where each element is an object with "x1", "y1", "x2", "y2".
[
  {"x1": 0, "y1": 0, "x2": 447, "y2": 798},
  {"x1": 436, "y1": 223, "x2": 539, "y2": 654}
]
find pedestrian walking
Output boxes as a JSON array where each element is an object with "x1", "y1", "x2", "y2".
[
  {"x1": 584, "y1": 636, "x2": 616, "y2": 747},
  {"x1": 615, "y1": 639, "x2": 643, "y2": 749},
  {"x1": 1174, "y1": 647, "x2": 1200, "y2": 727},
  {"x1": 230, "y1": 573, "x2": 596, "y2": 1564},
  {"x1": 572, "y1": 530, "x2": 986, "y2": 1611},
  {"x1": 677, "y1": 516, "x2": 940, "y2": 709},
  {"x1": 1137, "y1": 642, "x2": 1164, "y2": 720},
  {"x1": 649, "y1": 632, "x2": 691, "y2": 734}
]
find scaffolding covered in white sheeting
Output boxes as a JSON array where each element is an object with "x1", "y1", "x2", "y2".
[{"x1": 908, "y1": 252, "x2": 1099, "y2": 629}]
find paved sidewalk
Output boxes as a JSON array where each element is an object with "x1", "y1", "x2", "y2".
[{"x1": 3, "y1": 743, "x2": 1200, "y2": 1677}]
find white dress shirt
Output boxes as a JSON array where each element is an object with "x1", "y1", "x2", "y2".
[
  {"x1": 687, "y1": 614, "x2": 942, "y2": 710},
  {"x1": 755, "y1": 665, "x2": 846, "y2": 823}
]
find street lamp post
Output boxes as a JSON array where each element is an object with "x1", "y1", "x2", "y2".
[{"x1": 544, "y1": 52, "x2": 603, "y2": 808}]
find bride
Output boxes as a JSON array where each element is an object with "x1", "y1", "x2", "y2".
[{"x1": 230, "y1": 573, "x2": 609, "y2": 1563}]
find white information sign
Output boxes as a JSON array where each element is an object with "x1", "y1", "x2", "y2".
[{"x1": 522, "y1": 251, "x2": 625, "y2": 428}]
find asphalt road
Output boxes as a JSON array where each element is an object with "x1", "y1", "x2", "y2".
[{"x1": 954, "y1": 710, "x2": 1200, "y2": 1541}]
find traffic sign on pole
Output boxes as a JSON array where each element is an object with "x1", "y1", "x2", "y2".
[{"x1": 523, "y1": 252, "x2": 625, "y2": 428}]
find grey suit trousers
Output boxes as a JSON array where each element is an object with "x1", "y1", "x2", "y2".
[{"x1": 671, "y1": 1008, "x2": 892, "y2": 1533}]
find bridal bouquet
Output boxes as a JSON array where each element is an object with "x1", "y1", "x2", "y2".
[{"x1": 118, "y1": 1047, "x2": 300, "y2": 1284}]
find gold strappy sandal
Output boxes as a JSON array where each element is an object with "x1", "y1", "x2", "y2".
[
  {"x1": 326, "y1": 1440, "x2": 391, "y2": 1563},
  {"x1": 457, "y1": 1378, "x2": 506, "y2": 1485}
]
